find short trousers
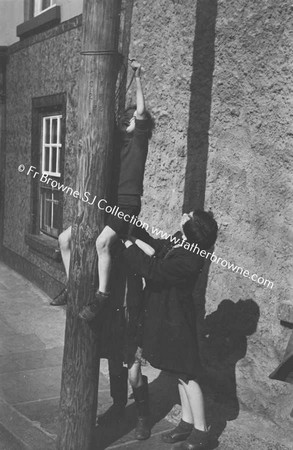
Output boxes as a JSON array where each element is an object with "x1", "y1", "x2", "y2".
[{"x1": 106, "y1": 204, "x2": 141, "y2": 236}]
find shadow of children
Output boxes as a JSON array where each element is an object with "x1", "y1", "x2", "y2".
[
  {"x1": 94, "y1": 371, "x2": 179, "y2": 449},
  {"x1": 200, "y1": 299, "x2": 260, "y2": 440}
]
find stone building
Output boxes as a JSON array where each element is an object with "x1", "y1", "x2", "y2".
[{"x1": 0, "y1": 0, "x2": 292, "y2": 441}]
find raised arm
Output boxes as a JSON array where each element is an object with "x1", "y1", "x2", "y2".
[
  {"x1": 123, "y1": 241, "x2": 203, "y2": 286},
  {"x1": 131, "y1": 60, "x2": 146, "y2": 119},
  {"x1": 125, "y1": 238, "x2": 155, "y2": 257},
  {"x1": 129, "y1": 226, "x2": 174, "y2": 254}
]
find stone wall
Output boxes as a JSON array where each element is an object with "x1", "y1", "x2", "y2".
[
  {"x1": 4, "y1": 17, "x2": 82, "y2": 286},
  {"x1": 128, "y1": 0, "x2": 293, "y2": 426}
]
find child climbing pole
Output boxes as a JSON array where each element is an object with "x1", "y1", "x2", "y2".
[{"x1": 79, "y1": 59, "x2": 154, "y2": 321}]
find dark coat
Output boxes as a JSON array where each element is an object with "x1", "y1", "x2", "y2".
[
  {"x1": 99, "y1": 241, "x2": 143, "y2": 364},
  {"x1": 123, "y1": 235, "x2": 204, "y2": 379}
]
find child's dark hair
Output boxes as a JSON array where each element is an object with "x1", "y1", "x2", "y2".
[
  {"x1": 182, "y1": 210, "x2": 218, "y2": 250},
  {"x1": 119, "y1": 104, "x2": 155, "y2": 139}
]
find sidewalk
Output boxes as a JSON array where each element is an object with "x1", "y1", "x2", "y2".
[
  {"x1": 0, "y1": 261, "x2": 292, "y2": 450},
  {"x1": 0, "y1": 260, "x2": 173, "y2": 450}
]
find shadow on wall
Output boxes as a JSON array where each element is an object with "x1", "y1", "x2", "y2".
[
  {"x1": 201, "y1": 299, "x2": 260, "y2": 439},
  {"x1": 193, "y1": 252, "x2": 260, "y2": 437},
  {"x1": 181, "y1": 3, "x2": 261, "y2": 440},
  {"x1": 183, "y1": 0, "x2": 218, "y2": 212}
]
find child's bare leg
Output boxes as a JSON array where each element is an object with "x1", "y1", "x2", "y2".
[
  {"x1": 178, "y1": 381, "x2": 193, "y2": 424},
  {"x1": 95, "y1": 225, "x2": 118, "y2": 294},
  {"x1": 163, "y1": 379, "x2": 208, "y2": 445},
  {"x1": 179, "y1": 379, "x2": 207, "y2": 431},
  {"x1": 50, "y1": 226, "x2": 71, "y2": 306},
  {"x1": 79, "y1": 226, "x2": 117, "y2": 320},
  {"x1": 162, "y1": 380, "x2": 194, "y2": 443},
  {"x1": 128, "y1": 360, "x2": 143, "y2": 389},
  {"x1": 175, "y1": 379, "x2": 210, "y2": 447},
  {"x1": 59, "y1": 226, "x2": 72, "y2": 279}
]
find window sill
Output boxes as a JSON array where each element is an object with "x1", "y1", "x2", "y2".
[
  {"x1": 278, "y1": 301, "x2": 293, "y2": 326},
  {"x1": 25, "y1": 233, "x2": 61, "y2": 262},
  {"x1": 17, "y1": 5, "x2": 61, "y2": 39}
]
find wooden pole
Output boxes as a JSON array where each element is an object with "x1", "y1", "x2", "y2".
[
  {"x1": 57, "y1": 1, "x2": 122, "y2": 449},
  {"x1": 0, "y1": 47, "x2": 7, "y2": 252}
]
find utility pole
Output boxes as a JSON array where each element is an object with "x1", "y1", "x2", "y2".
[
  {"x1": 0, "y1": 47, "x2": 7, "y2": 252},
  {"x1": 57, "y1": 1, "x2": 122, "y2": 449}
]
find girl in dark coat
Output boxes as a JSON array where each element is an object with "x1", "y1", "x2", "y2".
[{"x1": 123, "y1": 210, "x2": 218, "y2": 450}]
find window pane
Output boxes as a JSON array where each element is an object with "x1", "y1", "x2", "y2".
[
  {"x1": 41, "y1": 190, "x2": 52, "y2": 230},
  {"x1": 44, "y1": 118, "x2": 50, "y2": 144},
  {"x1": 51, "y1": 147, "x2": 57, "y2": 173},
  {"x1": 52, "y1": 118, "x2": 57, "y2": 143},
  {"x1": 53, "y1": 199, "x2": 60, "y2": 229},
  {"x1": 42, "y1": 0, "x2": 51, "y2": 11},
  {"x1": 40, "y1": 188, "x2": 60, "y2": 236},
  {"x1": 44, "y1": 147, "x2": 50, "y2": 171}
]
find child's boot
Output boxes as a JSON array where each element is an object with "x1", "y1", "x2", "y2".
[
  {"x1": 132, "y1": 375, "x2": 151, "y2": 440},
  {"x1": 174, "y1": 426, "x2": 210, "y2": 449},
  {"x1": 79, "y1": 291, "x2": 109, "y2": 321},
  {"x1": 162, "y1": 419, "x2": 193, "y2": 443},
  {"x1": 50, "y1": 287, "x2": 68, "y2": 306}
]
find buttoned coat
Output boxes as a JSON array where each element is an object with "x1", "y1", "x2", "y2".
[{"x1": 123, "y1": 235, "x2": 204, "y2": 379}]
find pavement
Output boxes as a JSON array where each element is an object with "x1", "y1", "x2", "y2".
[{"x1": 0, "y1": 260, "x2": 292, "y2": 450}]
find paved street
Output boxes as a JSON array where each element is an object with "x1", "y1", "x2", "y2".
[
  {"x1": 0, "y1": 261, "x2": 174, "y2": 450},
  {"x1": 0, "y1": 261, "x2": 292, "y2": 450}
]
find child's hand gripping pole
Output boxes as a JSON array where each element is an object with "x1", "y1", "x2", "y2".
[{"x1": 130, "y1": 59, "x2": 142, "y2": 78}]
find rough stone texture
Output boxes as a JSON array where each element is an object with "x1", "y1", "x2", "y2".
[
  {"x1": 3, "y1": 5, "x2": 133, "y2": 290},
  {"x1": 128, "y1": 0, "x2": 293, "y2": 428},
  {"x1": 4, "y1": 23, "x2": 82, "y2": 284}
]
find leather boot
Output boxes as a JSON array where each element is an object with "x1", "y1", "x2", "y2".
[
  {"x1": 132, "y1": 375, "x2": 151, "y2": 440},
  {"x1": 50, "y1": 288, "x2": 68, "y2": 306},
  {"x1": 174, "y1": 427, "x2": 210, "y2": 450},
  {"x1": 162, "y1": 419, "x2": 193, "y2": 443},
  {"x1": 97, "y1": 367, "x2": 128, "y2": 425},
  {"x1": 79, "y1": 291, "x2": 109, "y2": 321}
]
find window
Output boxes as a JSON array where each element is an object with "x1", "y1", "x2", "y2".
[
  {"x1": 40, "y1": 114, "x2": 62, "y2": 237},
  {"x1": 17, "y1": 1, "x2": 60, "y2": 39},
  {"x1": 41, "y1": 115, "x2": 62, "y2": 176},
  {"x1": 34, "y1": 0, "x2": 56, "y2": 17},
  {"x1": 29, "y1": 94, "x2": 66, "y2": 251},
  {"x1": 40, "y1": 186, "x2": 61, "y2": 237}
]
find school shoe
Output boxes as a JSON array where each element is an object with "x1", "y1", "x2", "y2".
[
  {"x1": 162, "y1": 419, "x2": 193, "y2": 443},
  {"x1": 79, "y1": 291, "x2": 109, "y2": 321},
  {"x1": 132, "y1": 376, "x2": 151, "y2": 440},
  {"x1": 173, "y1": 427, "x2": 210, "y2": 450},
  {"x1": 97, "y1": 367, "x2": 128, "y2": 425},
  {"x1": 50, "y1": 288, "x2": 68, "y2": 306}
]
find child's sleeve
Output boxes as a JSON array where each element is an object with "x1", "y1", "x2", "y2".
[
  {"x1": 131, "y1": 226, "x2": 170, "y2": 253},
  {"x1": 123, "y1": 244, "x2": 201, "y2": 286},
  {"x1": 134, "y1": 118, "x2": 149, "y2": 135}
]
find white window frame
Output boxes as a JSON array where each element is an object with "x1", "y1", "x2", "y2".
[
  {"x1": 34, "y1": 0, "x2": 56, "y2": 17},
  {"x1": 41, "y1": 115, "x2": 62, "y2": 177}
]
